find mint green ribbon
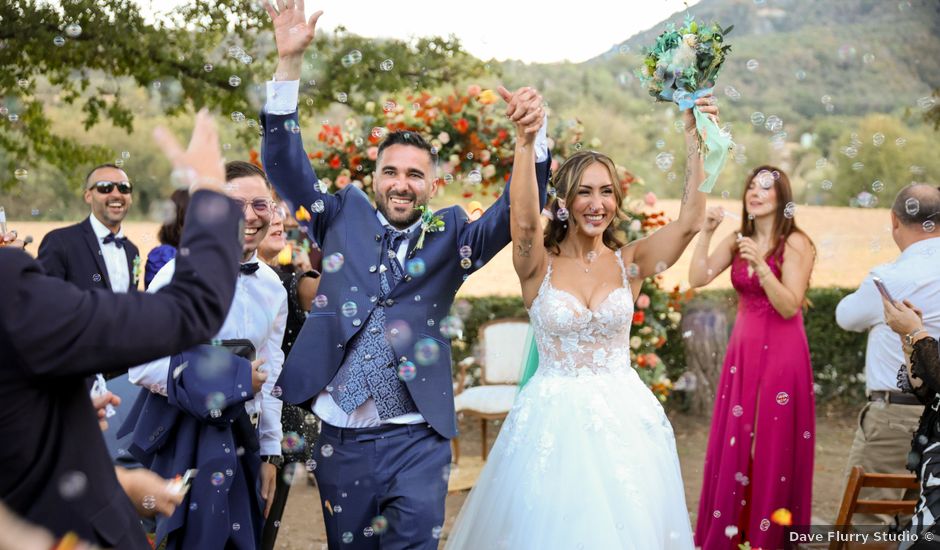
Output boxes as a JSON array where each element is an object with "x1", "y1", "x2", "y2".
[
  {"x1": 517, "y1": 325, "x2": 539, "y2": 390},
  {"x1": 676, "y1": 88, "x2": 732, "y2": 193}
]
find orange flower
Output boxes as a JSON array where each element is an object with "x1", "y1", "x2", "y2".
[
  {"x1": 295, "y1": 205, "x2": 311, "y2": 222},
  {"x1": 329, "y1": 155, "x2": 341, "y2": 169},
  {"x1": 478, "y1": 89, "x2": 499, "y2": 105},
  {"x1": 645, "y1": 353, "x2": 660, "y2": 367},
  {"x1": 455, "y1": 118, "x2": 469, "y2": 134},
  {"x1": 637, "y1": 354, "x2": 647, "y2": 367},
  {"x1": 249, "y1": 149, "x2": 262, "y2": 169},
  {"x1": 632, "y1": 311, "x2": 645, "y2": 325},
  {"x1": 771, "y1": 508, "x2": 792, "y2": 526}
]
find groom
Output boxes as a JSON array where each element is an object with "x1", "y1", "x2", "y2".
[{"x1": 260, "y1": 2, "x2": 550, "y2": 547}]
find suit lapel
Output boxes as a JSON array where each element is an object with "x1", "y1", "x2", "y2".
[
  {"x1": 80, "y1": 218, "x2": 112, "y2": 289},
  {"x1": 125, "y1": 242, "x2": 139, "y2": 291}
]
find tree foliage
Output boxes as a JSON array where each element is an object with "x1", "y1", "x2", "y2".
[{"x1": 0, "y1": 0, "x2": 484, "y2": 191}]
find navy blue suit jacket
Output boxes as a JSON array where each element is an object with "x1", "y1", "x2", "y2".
[
  {"x1": 0, "y1": 191, "x2": 242, "y2": 549},
  {"x1": 38, "y1": 216, "x2": 141, "y2": 292},
  {"x1": 261, "y1": 110, "x2": 549, "y2": 438},
  {"x1": 118, "y1": 348, "x2": 261, "y2": 550}
]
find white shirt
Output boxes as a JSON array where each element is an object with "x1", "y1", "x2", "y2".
[
  {"x1": 88, "y1": 214, "x2": 130, "y2": 293},
  {"x1": 265, "y1": 80, "x2": 550, "y2": 163},
  {"x1": 129, "y1": 254, "x2": 288, "y2": 456},
  {"x1": 836, "y1": 237, "x2": 940, "y2": 392},
  {"x1": 311, "y1": 214, "x2": 426, "y2": 428}
]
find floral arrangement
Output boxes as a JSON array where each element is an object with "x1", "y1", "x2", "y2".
[{"x1": 637, "y1": 14, "x2": 734, "y2": 192}]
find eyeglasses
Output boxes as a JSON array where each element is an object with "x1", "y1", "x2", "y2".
[
  {"x1": 233, "y1": 198, "x2": 274, "y2": 218},
  {"x1": 90, "y1": 180, "x2": 133, "y2": 194}
]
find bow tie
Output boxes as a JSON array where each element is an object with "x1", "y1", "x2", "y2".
[
  {"x1": 102, "y1": 233, "x2": 127, "y2": 249},
  {"x1": 239, "y1": 262, "x2": 260, "y2": 276}
]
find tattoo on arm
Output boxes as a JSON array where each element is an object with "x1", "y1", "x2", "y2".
[
  {"x1": 517, "y1": 239, "x2": 533, "y2": 257},
  {"x1": 681, "y1": 142, "x2": 700, "y2": 204}
]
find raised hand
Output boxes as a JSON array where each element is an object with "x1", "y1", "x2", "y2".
[
  {"x1": 496, "y1": 86, "x2": 544, "y2": 142},
  {"x1": 703, "y1": 206, "x2": 725, "y2": 233},
  {"x1": 153, "y1": 109, "x2": 225, "y2": 194},
  {"x1": 683, "y1": 92, "x2": 720, "y2": 132},
  {"x1": 264, "y1": 0, "x2": 323, "y2": 80}
]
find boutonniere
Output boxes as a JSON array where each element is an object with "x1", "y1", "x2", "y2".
[
  {"x1": 415, "y1": 205, "x2": 445, "y2": 250},
  {"x1": 132, "y1": 255, "x2": 142, "y2": 285}
]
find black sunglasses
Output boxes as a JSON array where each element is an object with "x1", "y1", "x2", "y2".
[{"x1": 90, "y1": 180, "x2": 133, "y2": 194}]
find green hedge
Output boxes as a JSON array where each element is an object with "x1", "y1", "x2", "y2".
[{"x1": 451, "y1": 288, "x2": 869, "y2": 405}]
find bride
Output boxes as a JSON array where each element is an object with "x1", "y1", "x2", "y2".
[{"x1": 445, "y1": 88, "x2": 718, "y2": 549}]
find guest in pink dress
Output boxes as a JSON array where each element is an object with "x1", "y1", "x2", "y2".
[{"x1": 689, "y1": 166, "x2": 817, "y2": 549}]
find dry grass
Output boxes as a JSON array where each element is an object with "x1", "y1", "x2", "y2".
[{"x1": 10, "y1": 199, "x2": 898, "y2": 294}]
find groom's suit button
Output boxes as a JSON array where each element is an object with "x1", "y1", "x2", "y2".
[
  {"x1": 404, "y1": 276, "x2": 412, "y2": 282},
  {"x1": 336, "y1": 343, "x2": 343, "y2": 349},
  {"x1": 385, "y1": 299, "x2": 395, "y2": 306},
  {"x1": 352, "y1": 319, "x2": 361, "y2": 327},
  {"x1": 369, "y1": 265, "x2": 377, "y2": 273},
  {"x1": 374, "y1": 234, "x2": 381, "y2": 241}
]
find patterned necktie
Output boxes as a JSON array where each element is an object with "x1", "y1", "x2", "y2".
[
  {"x1": 239, "y1": 262, "x2": 260, "y2": 276},
  {"x1": 102, "y1": 233, "x2": 127, "y2": 249},
  {"x1": 381, "y1": 227, "x2": 408, "y2": 290}
]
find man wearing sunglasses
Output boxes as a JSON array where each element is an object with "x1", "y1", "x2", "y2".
[{"x1": 38, "y1": 163, "x2": 140, "y2": 293}]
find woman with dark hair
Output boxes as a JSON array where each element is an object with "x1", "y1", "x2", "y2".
[
  {"x1": 447, "y1": 88, "x2": 718, "y2": 549},
  {"x1": 144, "y1": 188, "x2": 189, "y2": 289},
  {"x1": 689, "y1": 166, "x2": 816, "y2": 549}
]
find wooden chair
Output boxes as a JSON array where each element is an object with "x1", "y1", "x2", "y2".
[
  {"x1": 805, "y1": 465, "x2": 919, "y2": 550},
  {"x1": 452, "y1": 318, "x2": 529, "y2": 464}
]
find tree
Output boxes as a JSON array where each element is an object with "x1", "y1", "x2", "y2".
[{"x1": 0, "y1": 0, "x2": 485, "y2": 191}]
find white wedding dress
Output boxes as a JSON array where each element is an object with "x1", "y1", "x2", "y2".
[{"x1": 446, "y1": 250, "x2": 694, "y2": 549}]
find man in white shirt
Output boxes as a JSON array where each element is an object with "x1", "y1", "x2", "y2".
[
  {"x1": 38, "y1": 163, "x2": 140, "y2": 292},
  {"x1": 128, "y1": 161, "x2": 288, "y2": 548},
  {"x1": 836, "y1": 183, "x2": 940, "y2": 523}
]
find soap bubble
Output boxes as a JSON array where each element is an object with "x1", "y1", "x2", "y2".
[{"x1": 65, "y1": 23, "x2": 82, "y2": 37}]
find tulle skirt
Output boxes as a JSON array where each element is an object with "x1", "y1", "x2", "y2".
[{"x1": 446, "y1": 366, "x2": 694, "y2": 549}]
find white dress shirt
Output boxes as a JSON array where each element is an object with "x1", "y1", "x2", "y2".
[
  {"x1": 129, "y1": 254, "x2": 288, "y2": 456},
  {"x1": 265, "y1": 80, "x2": 550, "y2": 163},
  {"x1": 88, "y1": 214, "x2": 130, "y2": 293},
  {"x1": 836, "y1": 237, "x2": 940, "y2": 392}
]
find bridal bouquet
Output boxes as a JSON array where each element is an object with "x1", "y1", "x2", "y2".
[{"x1": 638, "y1": 15, "x2": 733, "y2": 192}]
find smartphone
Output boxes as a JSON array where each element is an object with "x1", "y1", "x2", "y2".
[
  {"x1": 167, "y1": 468, "x2": 198, "y2": 496},
  {"x1": 873, "y1": 276, "x2": 894, "y2": 302}
]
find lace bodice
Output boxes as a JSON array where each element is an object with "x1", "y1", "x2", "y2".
[{"x1": 527, "y1": 249, "x2": 635, "y2": 376}]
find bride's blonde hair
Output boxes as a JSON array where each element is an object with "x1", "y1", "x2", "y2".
[{"x1": 544, "y1": 151, "x2": 628, "y2": 254}]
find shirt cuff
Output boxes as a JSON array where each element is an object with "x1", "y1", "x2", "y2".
[
  {"x1": 534, "y1": 114, "x2": 549, "y2": 163},
  {"x1": 266, "y1": 80, "x2": 300, "y2": 115}
]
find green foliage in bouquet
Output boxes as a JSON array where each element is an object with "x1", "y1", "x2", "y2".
[{"x1": 638, "y1": 14, "x2": 733, "y2": 102}]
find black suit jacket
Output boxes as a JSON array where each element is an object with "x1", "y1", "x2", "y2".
[
  {"x1": 0, "y1": 190, "x2": 242, "y2": 549},
  {"x1": 38, "y1": 217, "x2": 141, "y2": 292}
]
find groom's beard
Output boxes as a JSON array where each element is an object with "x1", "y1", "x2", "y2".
[{"x1": 376, "y1": 192, "x2": 423, "y2": 230}]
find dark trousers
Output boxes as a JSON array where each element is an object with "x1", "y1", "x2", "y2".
[{"x1": 313, "y1": 422, "x2": 450, "y2": 549}]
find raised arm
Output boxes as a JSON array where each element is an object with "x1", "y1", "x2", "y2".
[
  {"x1": 741, "y1": 232, "x2": 815, "y2": 319},
  {"x1": 689, "y1": 206, "x2": 736, "y2": 287},
  {"x1": 4, "y1": 112, "x2": 243, "y2": 378},
  {"x1": 261, "y1": 0, "x2": 337, "y2": 245},
  {"x1": 628, "y1": 95, "x2": 718, "y2": 278},
  {"x1": 499, "y1": 86, "x2": 547, "y2": 299}
]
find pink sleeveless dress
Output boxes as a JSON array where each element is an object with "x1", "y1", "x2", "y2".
[{"x1": 695, "y1": 249, "x2": 816, "y2": 549}]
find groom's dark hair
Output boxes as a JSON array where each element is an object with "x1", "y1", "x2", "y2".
[{"x1": 376, "y1": 131, "x2": 438, "y2": 168}]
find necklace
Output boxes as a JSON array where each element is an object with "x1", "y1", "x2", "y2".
[{"x1": 579, "y1": 250, "x2": 599, "y2": 273}]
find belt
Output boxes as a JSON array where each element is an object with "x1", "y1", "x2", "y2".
[
  {"x1": 868, "y1": 391, "x2": 923, "y2": 406},
  {"x1": 320, "y1": 422, "x2": 435, "y2": 443}
]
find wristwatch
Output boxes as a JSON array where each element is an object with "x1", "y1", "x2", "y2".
[
  {"x1": 905, "y1": 328, "x2": 926, "y2": 346},
  {"x1": 261, "y1": 455, "x2": 284, "y2": 468}
]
